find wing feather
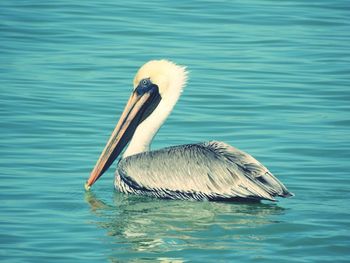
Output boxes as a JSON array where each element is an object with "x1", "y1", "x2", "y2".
[{"x1": 116, "y1": 141, "x2": 293, "y2": 201}]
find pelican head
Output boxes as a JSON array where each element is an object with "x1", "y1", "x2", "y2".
[{"x1": 86, "y1": 60, "x2": 188, "y2": 189}]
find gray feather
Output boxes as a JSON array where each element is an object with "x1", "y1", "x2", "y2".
[{"x1": 115, "y1": 141, "x2": 293, "y2": 201}]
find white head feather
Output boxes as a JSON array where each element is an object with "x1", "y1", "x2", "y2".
[{"x1": 123, "y1": 60, "x2": 188, "y2": 158}]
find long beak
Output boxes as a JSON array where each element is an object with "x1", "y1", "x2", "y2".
[{"x1": 85, "y1": 91, "x2": 155, "y2": 190}]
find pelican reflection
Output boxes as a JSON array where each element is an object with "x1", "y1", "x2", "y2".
[{"x1": 85, "y1": 192, "x2": 286, "y2": 259}]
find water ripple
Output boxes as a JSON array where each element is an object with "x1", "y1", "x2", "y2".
[{"x1": 1, "y1": 0, "x2": 350, "y2": 262}]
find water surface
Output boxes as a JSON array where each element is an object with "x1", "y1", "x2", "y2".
[{"x1": 1, "y1": 0, "x2": 350, "y2": 262}]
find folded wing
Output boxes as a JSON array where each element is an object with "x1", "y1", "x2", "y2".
[{"x1": 117, "y1": 141, "x2": 293, "y2": 201}]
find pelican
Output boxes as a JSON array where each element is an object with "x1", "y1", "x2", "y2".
[{"x1": 85, "y1": 60, "x2": 293, "y2": 202}]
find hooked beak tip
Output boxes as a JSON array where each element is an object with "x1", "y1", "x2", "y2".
[{"x1": 84, "y1": 182, "x2": 91, "y2": 191}]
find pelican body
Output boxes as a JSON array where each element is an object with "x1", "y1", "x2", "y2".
[{"x1": 86, "y1": 60, "x2": 293, "y2": 202}]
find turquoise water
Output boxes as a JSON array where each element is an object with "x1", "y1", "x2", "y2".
[{"x1": 1, "y1": 0, "x2": 350, "y2": 262}]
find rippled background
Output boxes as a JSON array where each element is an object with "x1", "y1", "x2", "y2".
[{"x1": 1, "y1": 0, "x2": 350, "y2": 262}]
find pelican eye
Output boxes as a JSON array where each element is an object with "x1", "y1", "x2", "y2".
[
  {"x1": 141, "y1": 79, "x2": 149, "y2": 86},
  {"x1": 136, "y1": 78, "x2": 156, "y2": 95}
]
